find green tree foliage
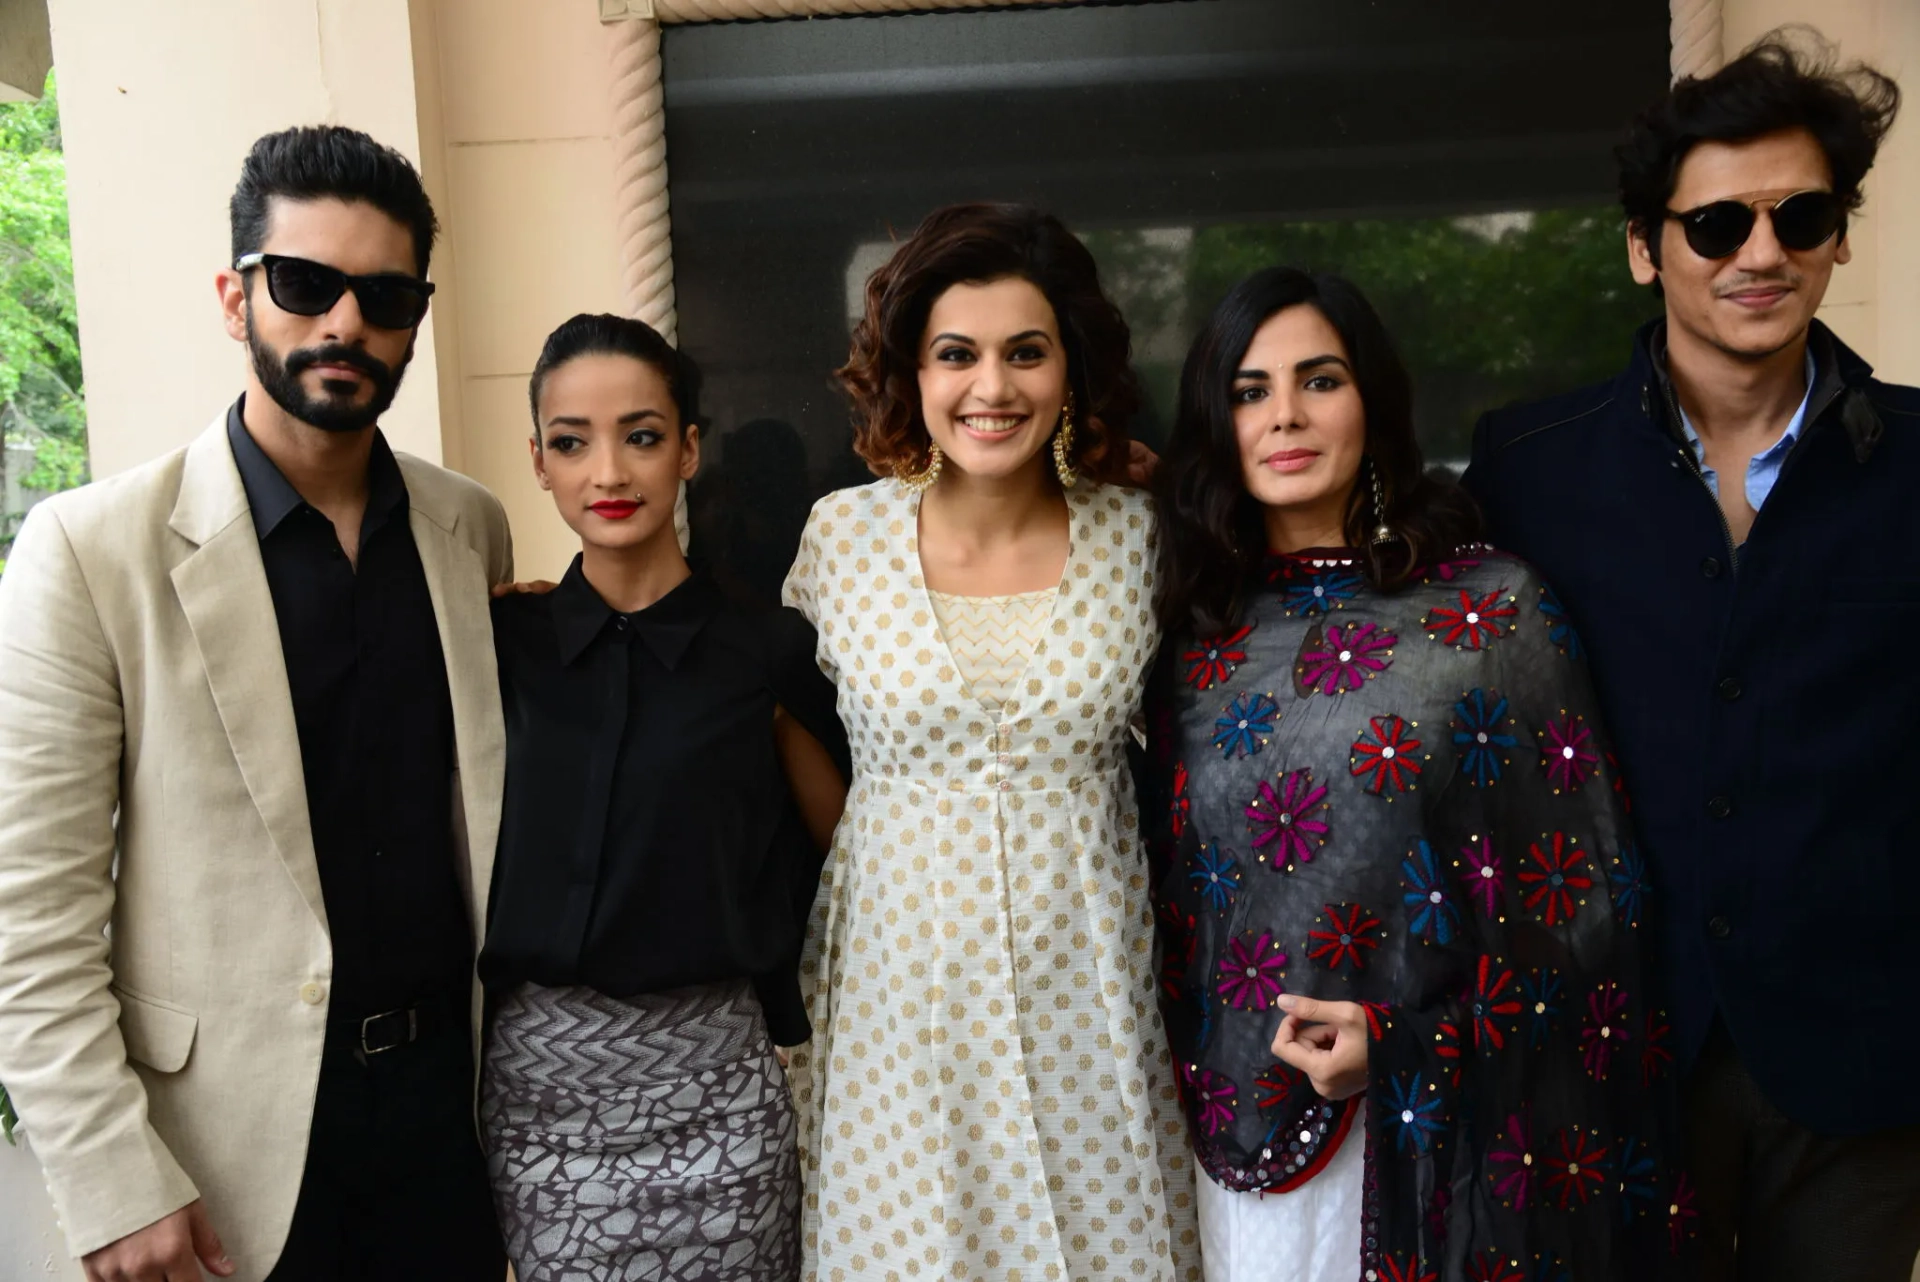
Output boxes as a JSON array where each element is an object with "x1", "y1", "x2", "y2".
[{"x1": 1, "y1": 71, "x2": 87, "y2": 568}]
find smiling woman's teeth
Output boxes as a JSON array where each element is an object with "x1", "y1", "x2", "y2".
[{"x1": 959, "y1": 416, "x2": 1023, "y2": 434}]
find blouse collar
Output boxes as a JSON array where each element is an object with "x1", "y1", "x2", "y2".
[{"x1": 551, "y1": 556, "x2": 718, "y2": 670}]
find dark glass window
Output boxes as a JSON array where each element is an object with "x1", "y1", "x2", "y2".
[{"x1": 664, "y1": 0, "x2": 1668, "y2": 602}]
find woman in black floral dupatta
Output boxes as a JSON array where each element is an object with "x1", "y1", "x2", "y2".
[{"x1": 1142, "y1": 268, "x2": 1686, "y2": 1282}]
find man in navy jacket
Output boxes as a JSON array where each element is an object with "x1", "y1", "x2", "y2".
[{"x1": 1464, "y1": 33, "x2": 1919, "y2": 1282}]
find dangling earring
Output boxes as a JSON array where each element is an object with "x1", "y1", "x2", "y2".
[
  {"x1": 899, "y1": 442, "x2": 944, "y2": 494},
  {"x1": 1367, "y1": 456, "x2": 1397, "y2": 547},
  {"x1": 1053, "y1": 395, "x2": 1079, "y2": 489}
]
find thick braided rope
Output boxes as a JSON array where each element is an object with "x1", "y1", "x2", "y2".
[
  {"x1": 605, "y1": 17, "x2": 678, "y2": 346},
  {"x1": 653, "y1": 0, "x2": 1058, "y2": 20},
  {"x1": 603, "y1": 17, "x2": 689, "y2": 545},
  {"x1": 1668, "y1": 0, "x2": 1724, "y2": 83}
]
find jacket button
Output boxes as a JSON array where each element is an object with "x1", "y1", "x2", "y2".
[
  {"x1": 299, "y1": 982, "x2": 326, "y2": 1006},
  {"x1": 1706, "y1": 794, "x2": 1732, "y2": 819},
  {"x1": 1717, "y1": 677, "x2": 1742, "y2": 702},
  {"x1": 1707, "y1": 915, "x2": 1732, "y2": 940},
  {"x1": 1700, "y1": 557, "x2": 1723, "y2": 579}
]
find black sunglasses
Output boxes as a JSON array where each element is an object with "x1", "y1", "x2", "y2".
[
  {"x1": 234, "y1": 252, "x2": 435, "y2": 330},
  {"x1": 1662, "y1": 189, "x2": 1846, "y2": 261}
]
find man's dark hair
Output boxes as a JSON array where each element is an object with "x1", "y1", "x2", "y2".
[
  {"x1": 230, "y1": 125, "x2": 440, "y2": 279},
  {"x1": 1616, "y1": 27, "x2": 1900, "y2": 265}
]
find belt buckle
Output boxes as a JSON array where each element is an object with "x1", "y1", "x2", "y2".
[{"x1": 358, "y1": 1006, "x2": 417, "y2": 1059}]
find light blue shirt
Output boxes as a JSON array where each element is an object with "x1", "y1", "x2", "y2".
[{"x1": 1678, "y1": 352, "x2": 1816, "y2": 514}]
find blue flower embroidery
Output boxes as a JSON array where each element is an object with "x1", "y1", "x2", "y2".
[
  {"x1": 1381, "y1": 1071, "x2": 1445, "y2": 1156},
  {"x1": 1538, "y1": 586, "x2": 1583, "y2": 660},
  {"x1": 1400, "y1": 840, "x2": 1461, "y2": 945},
  {"x1": 1531, "y1": 1256, "x2": 1572, "y2": 1282},
  {"x1": 1616, "y1": 1133, "x2": 1660, "y2": 1224},
  {"x1": 1451, "y1": 688, "x2": 1517, "y2": 788},
  {"x1": 1188, "y1": 844, "x2": 1241, "y2": 913},
  {"x1": 1281, "y1": 566, "x2": 1363, "y2": 618},
  {"x1": 1609, "y1": 841, "x2": 1650, "y2": 929},
  {"x1": 1522, "y1": 968, "x2": 1564, "y2": 1049},
  {"x1": 1212, "y1": 692, "x2": 1279, "y2": 760}
]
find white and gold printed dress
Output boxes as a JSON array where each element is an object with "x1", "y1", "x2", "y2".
[{"x1": 781, "y1": 481, "x2": 1200, "y2": 1282}]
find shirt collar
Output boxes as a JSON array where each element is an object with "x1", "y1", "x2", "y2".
[
  {"x1": 226, "y1": 394, "x2": 410, "y2": 540},
  {"x1": 1672, "y1": 348, "x2": 1817, "y2": 463},
  {"x1": 551, "y1": 556, "x2": 718, "y2": 670}
]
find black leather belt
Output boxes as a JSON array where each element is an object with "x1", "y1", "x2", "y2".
[{"x1": 329, "y1": 994, "x2": 455, "y2": 1064}]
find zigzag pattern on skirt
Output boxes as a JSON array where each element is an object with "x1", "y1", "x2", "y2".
[{"x1": 482, "y1": 980, "x2": 800, "y2": 1282}]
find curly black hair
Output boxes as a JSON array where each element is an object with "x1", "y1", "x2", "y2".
[{"x1": 1617, "y1": 27, "x2": 1900, "y2": 266}]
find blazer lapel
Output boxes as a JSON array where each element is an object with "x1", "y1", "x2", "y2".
[
  {"x1": 402, "y1": 475, "x2": 505, "y2": 937},
  {"x1": 167, "y1": 421, "x2": 327, "y2": 928}
]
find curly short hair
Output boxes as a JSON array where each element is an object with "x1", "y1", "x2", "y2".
[
  {"x1": 837, "y1": 203, "x2": 1139, "y2": 484},
  {"x1": 1617, "y1": 27, "x2": 1900, "y2": 265}
]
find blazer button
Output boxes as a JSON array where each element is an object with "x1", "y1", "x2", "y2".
[
  {"x1": 1707, "y1": 915, "x2": 1732, "y2": 940},
  {"x1": 1706, "y1": 795, "x2": 1732, "y2": 819},
  {"x1": 1700, "y1": 556, "x2": 1723, "y2": 579},
  {"x1": 1717, "y1": 677, "x2": 1742, "y2": 702},
  {"x1": 299, "y1": 982, "x2": 326, "y2": 1006}
]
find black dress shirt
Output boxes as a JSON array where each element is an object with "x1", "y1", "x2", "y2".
[
  {"x1": 228, "y1": 400, "x2": 470, "y2": 1015},
  {"x1": 482, "y1": 560, "x2": 848, "y2": 1044}
]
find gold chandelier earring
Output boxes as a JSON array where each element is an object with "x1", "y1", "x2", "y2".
[
  {"x1": 899, "y1": 442, "x2": 944, "y2": 495},
  {"x1": 1053, "y1": 395, "x2": 1079, "y2": 489}
]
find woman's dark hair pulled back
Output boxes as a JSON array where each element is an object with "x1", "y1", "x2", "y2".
[
  {"x1": 528, "y1": 313, "x2": 702, "y2": 439},
  {"x1": 1154, "y1": 268, "x2": 1480, "y2": 638}
]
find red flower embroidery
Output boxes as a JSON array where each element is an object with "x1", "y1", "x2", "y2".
[
  {"x1": 1351, "y1": 715, "x2": 1424, "y2": 796},
  {"x1": 1169, "y1": 760, "x2": 1191, "y2": 840},
  {"x1": 1424, "y1": 587, "x2": 1518, "y2": 650},
  {"x1": 1544, "y1": 1126, "x2": 1609, "y2": 1208},
  {"x1": 1517, "y1": 831, "x2": 1592, "y2": 927},
  {"x1": 1465, "y1": 1250, "x2": 1527, "y2": 1282},
  {"x1": 1183, "y1": 625, "x2": 1252, "y2": 691},
  {"x1": 1472, "y1": 955, "x2": 1523, "y2": 1053},
  {"x1": 1306, "y1": 903, "x2": 1383, "y2": 973}
]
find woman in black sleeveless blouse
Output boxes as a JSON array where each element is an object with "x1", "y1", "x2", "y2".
[{"x1": 478, "y1": 314, "x2": 848, "y2": 1281}]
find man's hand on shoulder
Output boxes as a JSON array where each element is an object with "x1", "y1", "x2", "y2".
[
  {"x1": 82, "y1": 1201, "x2": 232, "y2": 1282},
  {"x1": 489, "y1": 579, "x2": 557, "y2": 599}
]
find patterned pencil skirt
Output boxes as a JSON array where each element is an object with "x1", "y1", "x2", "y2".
[{"x1": 480, "y1": 979, "x2": 800, "y2": 1282}]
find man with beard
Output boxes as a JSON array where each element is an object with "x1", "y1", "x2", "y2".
[
  {"x1": 1465, "y1": 34, "x2": 1919, "y2": 1282},
  {"x1": 0, "y1": 126, "x2": 511, "y2": 1281}
]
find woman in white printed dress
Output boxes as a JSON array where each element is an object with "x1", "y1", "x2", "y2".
[{"x1": 781, "y1": 203, "x2": 1200, "y2": 1282}]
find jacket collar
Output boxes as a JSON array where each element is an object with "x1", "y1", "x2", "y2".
[
  {"x1": 1631, "y1": 317, "x2": 1883, "y2": 462},
  {"x1": 551, "y1": 556, "x2": 717, "y2": 670}
]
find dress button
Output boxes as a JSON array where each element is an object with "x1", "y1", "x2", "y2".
[
  {"x1": 299, "y1": 982, "x2": 326, "y2": 1006},
  {"x1": 997, "y1": 753, "x2": 1011, "y2": 765},
  {"x1": 998, "y1": 781, "x2": 1011, "y2": 792},
  {"x1": 613, "y1": 617, "x2": 630, "y2": 632},
  {"x1": 1707, "y1": 915, "x2": 1732, "y2": 940},
  {"x1": 1718, "y1": 677, "x2": 1742, "y2": 702},
  {"x1": 1700, "y1": 556, "x2": 1723, "y2": 579},
  {"x1": 1706, "y1": 794, "x2": 1732, "y2": 819}
]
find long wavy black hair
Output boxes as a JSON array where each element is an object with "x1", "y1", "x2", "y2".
[{"x1": 1154, "y1": 268, "x2": 1481, "y2": 638}]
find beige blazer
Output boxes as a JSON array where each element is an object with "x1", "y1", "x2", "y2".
[{"x1": 0, "y1": 415, "x2": 511, "y2": 1274}]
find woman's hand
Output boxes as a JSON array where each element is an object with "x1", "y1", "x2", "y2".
[
  {"x1": 490, "y1": 579, "x2": 558, "y2": 599},
  {"x1": 1271, "y1": 994, "x2": 1370, "y2": 1100}
]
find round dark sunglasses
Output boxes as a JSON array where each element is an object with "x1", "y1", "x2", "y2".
[
  {"x1": 1662, "y1": 189, "x2": 1845, "y2": 261},
  {"x1": 234, "y1": 252, "x2": 435, "y2": 330}
]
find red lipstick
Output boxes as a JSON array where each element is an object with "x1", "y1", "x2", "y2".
[{"x1": 589, "y1": 500, "x2": 641, "y2": 520}]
